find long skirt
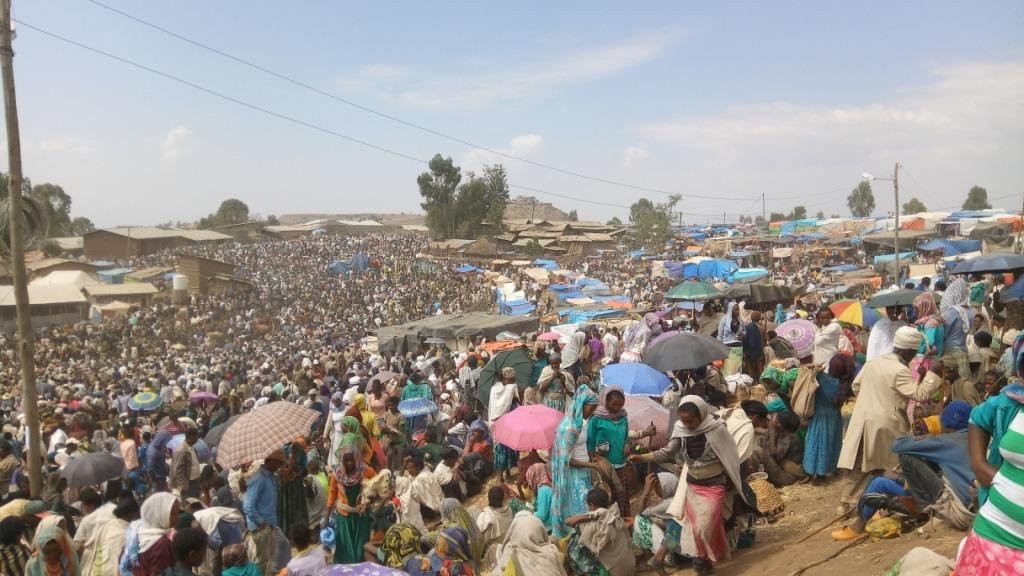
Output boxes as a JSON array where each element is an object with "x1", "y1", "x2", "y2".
[
  {"x1": 803, "y1": 404, "x2": 842, "y2": 476},
  {"x1": 567, "y1": 532, "x2": 612, "y2": 576},
  {"x1": 334, "y1": 510, "x2": 372, "y2": 563},
  {"x1": 494, "y1": 443, "x2": 519, "y2": 472},
  {"x1": 542, "y1": 394, "x2": 567, "y2": 413},
  {"x1": 277, "y1": 477, "x2": 309, "y2": 537},
  {"x1": 953, "y1": 529, "x2": 1024, "y2": 576},
  {"x1": 632, "y1": 515, "x2": 683, "y2": 555},
  {"x1": 679, "y1": 483, "x2": 729, "y2": 563},
  {"x1": 555, "y1": 466, "x2": 593, "y2": 537}
]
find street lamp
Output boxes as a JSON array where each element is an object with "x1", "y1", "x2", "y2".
[{"x1": 862, "y1": 163, "x2": 901, "y2": 286}]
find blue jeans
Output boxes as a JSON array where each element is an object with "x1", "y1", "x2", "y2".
[{"x1": 858, "y1": 476, "x2": 910, "y2": 520}]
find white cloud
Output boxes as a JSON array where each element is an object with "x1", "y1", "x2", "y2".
[
  {"x1": 371, "y1": 29, "x2": 680, "y2": 110},
  {"x1": 161, "y1": 126, "x2": 192, "y2": 163},
  {"x1": 462, "y1": 134, "x2": 543, "y2": 174},
  {"x1": 39, "y1": 136, "x2": 96, "y2": 155},
  {"x1": 621, "y1": 145, "x2": 650, "y2": 169},
  {"x1": 631, "y1": 59, "x2": 1024, "y2": 213}
]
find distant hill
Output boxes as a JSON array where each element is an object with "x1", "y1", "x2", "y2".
[{"x1": 279, "y1": 213, "x2": 425, "y2": 226}]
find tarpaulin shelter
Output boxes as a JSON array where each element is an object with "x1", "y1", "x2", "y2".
[
  {"x1": 329, "y1": 252, "x2": 370, "y2": 275},
  {"x1": 456, "y1": 264, "x2": 485, "y2": 274},
  {"x1": 533, "y1": 259, "x2": 558, "y2": 270},
  {"x1": 375, "y1": 312, "x2": 537, "y2": 355},
  {"x1": 680, "y1": 259, "x2": 738, "y2": 280},
  {"x1": 500, "y1": 299, "x2": 536, "y2": 316},
  {"x1": 873, "y1": 251, "x2": 918, "y2": 265},
  {"x1": 720, "y1": 283, "x2": 799, "y2": 306},
  {"x1": 969, "y1": 222, "x2": 1014, "y2": 251},
  {"x1": 728, "y1": 268, "x2": 769, "y2": 283},
  {"x1": 97, "y1": 267, "x2": 132, "y2": 284},
  {"x1": 916, "y1": 239, "x2": 982, "y2": 257}
]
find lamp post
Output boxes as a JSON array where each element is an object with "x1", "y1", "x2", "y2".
[{"x1": 863, "y1": 163, "x2": 900, "y2": 286}]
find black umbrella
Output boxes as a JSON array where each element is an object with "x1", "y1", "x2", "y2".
[
  {"x1": 950, "y1": 252, "x2": 1024, "y2": 275},
  {"x1": 477, "y1": 348, "x2": 534, "y2": 409},
  {"x1": 643, "y1": 332, "x2": 731, "y2": 372},
  {"x1": 60, "y1": 453, "x2": 125, "y2": 488},
  {"x1": 204, "y1": 414, "x2": 242, "y2": 447}
]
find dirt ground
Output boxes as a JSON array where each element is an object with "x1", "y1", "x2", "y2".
[{"x1": 678, "y1": 481, "x2": 962, "y2": 576}]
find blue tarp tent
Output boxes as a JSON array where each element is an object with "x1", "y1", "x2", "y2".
[
  {"x1": 349, "y1": 252, "x2": 369, "y2": 271},
  {"x1": 533, "y1": 259, "x2": 558, "y2": 270},
  {"x1": 558, "y1": 307, "x2": 625, "y2": 324},
  {"x1": 329, "y1": 252, "x2": 371, "y2": 275},
  {"x1": 682, "y1": 259, "x2": 739, "y2": 280},
  {"x1": 501, "y1": 299, "x2": 536, "y2": 316},
  {"x1": 728, "y1": 268, "x2": 769, "y2": 283},
  {"x1": 628, "y1": 249, "x2": 646, "y2": 260},
  {"x1": 873, "y1": 251, "x2": 918, "y2": 265},
  {"x1": 328, "y1": 261, "x2": 348, "y2": 275},
  {"x1": 916, "y1": 239, "x2": 981, "y2": 256},
  {"x1": 822, "y1": 264, "x2": 862, "y2": 273},
  {"x1": 456, "y1": 264, "x2": 484, "y2": 274},
  {"x1": 97, "y1": 267, "x2": 132, "y2": 284}
]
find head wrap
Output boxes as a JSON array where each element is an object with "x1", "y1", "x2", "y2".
[
  {"x1": 525, "y1": 463, "x2": 552, "y2": 491},
  {"x1": 221, "y1": 543, "x2": 248, "y2": 567},
  {"x1": 913, "y1": 292, "x2": 939, "y2": 319},
  {"x1": 893, "y1": 326, "x2": 924, "y2": 351},
  {"x1": 764, "y1": 397, "x2": 787, "y2": 413},
  {"x1": 591, "y1": 386, "x2": 627, "y2": 423},
  {"x1": 940, "y1": 401, "x2": 972, "y2": 431},
  {"x1": 28, "y1": 525, "x2": 77, "y2": 576},
  {"x1": 380, "y1": 523, "x2": 422, "y2": 569},
  {"x1": 500, "y1": 366, "x2": 516, "y2": 379},
  {"x1": 138, "y1": 492, "x2": 178, "y2": 553}
]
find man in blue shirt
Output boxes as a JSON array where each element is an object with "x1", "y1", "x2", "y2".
[{"x1": 244, "y1": 449, "x2": 287, "y2": 573}]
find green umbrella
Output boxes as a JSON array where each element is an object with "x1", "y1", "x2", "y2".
[
  {"x1": 866, "y1": 289, "x2": 938, "y2": 309},
  {"x1": 477, "y1": 348, "x2": 533, "y2": 409},
  {"x1": 666, "y1": 281, "x2": 722, "y2": 301}
]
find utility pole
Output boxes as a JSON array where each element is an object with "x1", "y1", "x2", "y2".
[
  {"x1": 761, "y1": 193, "x2": 766, "y2": 230},
  {"x1": 1018, "y1": 191, "x2": 1023, "y2": 253},
  {"x1": 1, "y1": 0, "x2": 42, "y2": 498},
  {"x1": 892, "y1": 161, "x2": 901, "y2": 287}
]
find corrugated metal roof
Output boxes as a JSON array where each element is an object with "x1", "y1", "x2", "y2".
[
  {"x1": 0, "y1": 285, "x2": 88, "y2": 306},
  {"x1": 87, "y1": 227, "x2": 231, "y2": 241},
  {"x1": 336, "y1": 220, "x2": 383, "y2": 226},
  {"x1": 85, "y1": 283, "x2": 159, "y2": 296}
]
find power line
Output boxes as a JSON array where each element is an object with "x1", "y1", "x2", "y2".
[
  {"x1": 80, "y1": 0, "x2": 821, "y2": 203},
  {"x1": 14, "y1": 18, "x2": 639, "y2": 211}
]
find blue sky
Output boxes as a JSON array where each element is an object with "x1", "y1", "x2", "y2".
[{"x1": 5, "y1": 1, "x2": 1024, "y2": 226}]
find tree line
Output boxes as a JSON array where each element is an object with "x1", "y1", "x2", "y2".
[{"x1": 418, "y1": 154, "x2": 509, "y2": 239}]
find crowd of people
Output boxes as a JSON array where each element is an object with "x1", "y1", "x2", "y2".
[{"x1": 0, "y1": 231, "x2": 1019, "y2": 575}]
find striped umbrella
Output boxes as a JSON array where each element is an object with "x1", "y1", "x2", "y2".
[
  {"x1": 128, "y1": 392, "x2": 162, "y2": 412},
  {"x1": 829, "y1": 299, "x2": 882, "y2": 328},
  {"x1": 216, "y1": 402, "x2": 320, "y2": 468},
  {"x1": 397, "y1": 398, "x2": 438, "y2": 418}
]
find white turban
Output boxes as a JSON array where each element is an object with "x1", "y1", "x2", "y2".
[{"x1": 893, "y1": 326, "x2": 923, "y2": 350}]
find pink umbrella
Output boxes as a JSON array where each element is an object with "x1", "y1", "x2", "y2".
[
  {"x1": 189, "y1": 391, "x2": 219, "y2": 406},
  {"x1": 776, "y1": 319, "x2": 816, "y2": 358},
  {"x1": 625, "y1": 395, "x2": 670, "y2": 450},
  {"x1": 493, "y1": 404, "x2": 564, "y2": 451},
  {"x1": 537, "y1": 332, "x2": 562, "y2": 342}
]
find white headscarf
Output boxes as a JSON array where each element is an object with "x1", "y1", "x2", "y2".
[
  {"x1": 493, "y1": 511, "x2": 567, "y2": 576},
  {"x1": 561, "y1": 331, "x2": 587, "y2": 368},
  {"x1": 138, "y1": 492, "x2": 178, "y2": 553}
]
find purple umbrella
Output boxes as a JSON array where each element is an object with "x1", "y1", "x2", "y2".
[
  {"x1": 317, "y1": 563, "x2": 408, "y2": 576},
  {"x1": 189, "y1": 391, "x2": 219, "y2": 406}
]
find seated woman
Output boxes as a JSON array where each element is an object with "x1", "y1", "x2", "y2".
[
  {"x1": 492, "y1": 511, "x2": 566, "y2": 576},
  {"x1": 435, "y1": 448, "x2": 471, "y2": 501},
  {"x1": 760, "y1": 410, "x2": 807, "y2": 488},
  {"x1": 565, "y1": 488, "x2": 635, "y2": 576},
  {"x1": 524, "y1": 463, "x2": 555, "y2": 532},
  {"x1": 631, "y1": 472, "x2": 681, "y2": 575},
  {"x1": 429, "y1": 498, "x2": 484, "y2": 570},
  {"x1": 405, "y1": 526, "x2": 477, "y2": 576},
  {"x1": 25, "y1": 525, "x2": 79, "y2": 576},
  {"x1": 366, "y1": 522, "x2": 423, "y2": 568},
  {"x1": 629, "y1": 395, "x2": 751, "y2": 576},
  {"x1": 460, "y1": 421, "x2": 494, "y2": 480}
]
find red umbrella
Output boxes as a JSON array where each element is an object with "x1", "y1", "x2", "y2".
[
  {"x1": 493, "y1": 404, "x2": 564, "y2": 451},
  {"x1": 537, "y1": 332, "x2": 563, "y2": 342}
]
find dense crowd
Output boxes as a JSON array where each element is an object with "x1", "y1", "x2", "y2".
[{"x1": 0, "y1": 233, "x2": 1020, "y2": 575}]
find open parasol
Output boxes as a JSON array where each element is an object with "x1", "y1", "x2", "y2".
[
  {"x1": 216, "y1": 402, "x2": 320, "y2": 468},
  {"x1": 537, "y1": 332, "x2": 562, "y2": 342},
  {"x1": 188, "y1": 391, "x2": 219, "y2": 406},
  {"x1": 776, "y1": 319, "x2": 815, "y2": 355},
  {"x1": 665, "y1": 281, "x2": 722, "y2": 301},
  {"x1": 950, "y1": 252, "x2": 1024, "y2": 275},
  {"x1": 476, "y1": 348, "x2": 533, "y2": 408},
  {"x1": 204, "y1": 414, "x2": 242, "y2": 447},
  {"x1": 866, "y1": 289, "x2": 930, "y2": 309},
  {"x1": 60, "y1": 452, "x2": 125, "y2": 488},
  {"x1": 128, "y1": 392, "x2": 162, "y2": 412},
  {"x1": 600, "y1": 363, "x2": 671, "y2": 396},
  {"x1": 829, "y1": 299, "x2": 881, "y2": 328},
  {"x1": 643, "y1": 332, "x2": 730, "y2": 372},
  {"x1": 492, "y1": 404, "x2": 564, "y2": 451},
  {"x1": 625, "y1": 395, "x2": 670, "y2": 450},
  {"x1": 397, "y1": 397, "x2": 438, "y2": 418}
]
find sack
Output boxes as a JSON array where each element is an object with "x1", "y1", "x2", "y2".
[
  {"x1": 924, "y1": 479, "x2": 975, "y2": 531},
  {"x1": 865, "y1": 516, "x2": 901, "y2": 540},
  {"x1": 790, "y1": 365, "x2": 820, "y2": 419}
]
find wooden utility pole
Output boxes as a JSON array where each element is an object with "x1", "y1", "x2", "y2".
[
  {"x1": 892, "y1": 162, "x2": 901, "y2": 286},
  {"x1": 1, "y1": 0, "x2": 42, "y2": 497}
]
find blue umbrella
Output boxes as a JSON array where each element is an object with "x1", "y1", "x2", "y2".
[
  {"x1": 398, "y1": 397, "x2": 438, "y2": 418},
  {"x1": 600, "y1": 363, "x2": 672, "y2": 396},
  {"x1": 128, "y1": 392, "x2": 162, "y2": 412},
  {"x1": 950, "y1": 253, "x2": 1024, "y2": 275},
  {"x1": 167, "y1": 434, "x2": 213, "y2": 461}
]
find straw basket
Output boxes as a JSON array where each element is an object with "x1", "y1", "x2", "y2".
[{"x1": 747, "y1": 472, "x2": 784, "y2": 516}]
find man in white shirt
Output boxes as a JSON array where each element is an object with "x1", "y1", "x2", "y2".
[
  {"x1": 395, "y1": 454, "x2": 443, "y2": 534},
  {"x1": 866, "y1": 307, "x2": 906, "y2": 361},
  {"x1": 813, "y1": 308, "x2": 843, "y2": 369},
  {"x1": 602, "y1": 327, "x2": 620, "y2": 363}
]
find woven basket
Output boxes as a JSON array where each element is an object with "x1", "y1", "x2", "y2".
[{"x1": 747, "y1": 473, "x2": 784, "y2": 515}]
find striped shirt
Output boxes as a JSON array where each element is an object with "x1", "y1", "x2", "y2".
[
  {"x1": 974, "y1": 410, "x2": 1024, "y2": 549},
  {"x1": 0, "y1": 543, "x2": 29, "y2": 576}
]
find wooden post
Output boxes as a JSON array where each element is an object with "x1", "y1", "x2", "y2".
[{"x1": 0, "y1": 0, "x2": 43, "y2": 497}]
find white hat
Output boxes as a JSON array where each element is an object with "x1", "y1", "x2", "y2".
[{"x1": 893, "y1": 326, "x2": 924, "y2": 350}]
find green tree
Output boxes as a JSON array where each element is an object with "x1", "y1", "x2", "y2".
[
  {"x1": 769, "y1": 212, "x2": 786, "y2": 222},
  {"x1": 815, "y1": 210, "x2": 825, "y2": 219},
  {"x1": 214, "y1": 198, "x2": 249, "y2": 225},
  {"x1": 418, "y1": 154, "x2": 462, "y2": 239},
  {"x1": 962, "y1": 186, "x2": 991, "y2": 210},
  {"x1": 524, "y1": 239, "x2": 545, "y2": 257},
  {"x1": 0, "y1": 172, "x2": 32, "y2": 200},
  {"x1": 902, "y1": 198, "x2": 927, "y2": 214},
  {"x1": 40, "y1": 239, "x2": 61, "y2": 257},
  {"x1": 607, "y1": 216, "x2": 623, "y2": 226},
  {"x1": 789, "y1": 206, "x2": 807, "y2": 220},
  {"x1": 754, "y1": 215, "x2": 766, "y2": 227},
  {"x1": 481, "y1": 164, "x2": 509, "y2": 225},
  {"x1": 30, "y1": 183, "x2": 72, "y2": 236},
  {"x1": 568, "y1": 209, "x2": 578, "y2": 221},
  {"x1": 847, "y1": 181, "x2": 875, "y2": 217},
  {"x1": 454, "y1": 174, "x2": 489, "y2": 237},
  {"x1": 69, "y1": 217, "x2": 94, "y2": 235},
  {"x1": 265, "y1": 214, "x2": 280, "y2": 225},
  {"x1": 629, "y1": 195, "x2": 680, "y2": 248}
]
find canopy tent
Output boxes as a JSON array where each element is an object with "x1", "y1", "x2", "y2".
[
  {"x1": 456, "y1": 264, "x2": 485, "y2": 274},
  {"x1": 328, "y1": 252, "x2": 371, "y2": 275},
  {"x1": 872, "y1": 251, "x2": 918, "y2": 265},
  {"x1": 375, "y1": 312, "x2": 537, "y2": 354},
  {"x1": 720, "y1": 283, "x2": 800, "y2": 306},
  {"x1": 968, "y1": 222, "x2": 1015, "y2": 250},
  {"x1": 728, "y1": 268, "x2": 769, "y2": 283}
]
